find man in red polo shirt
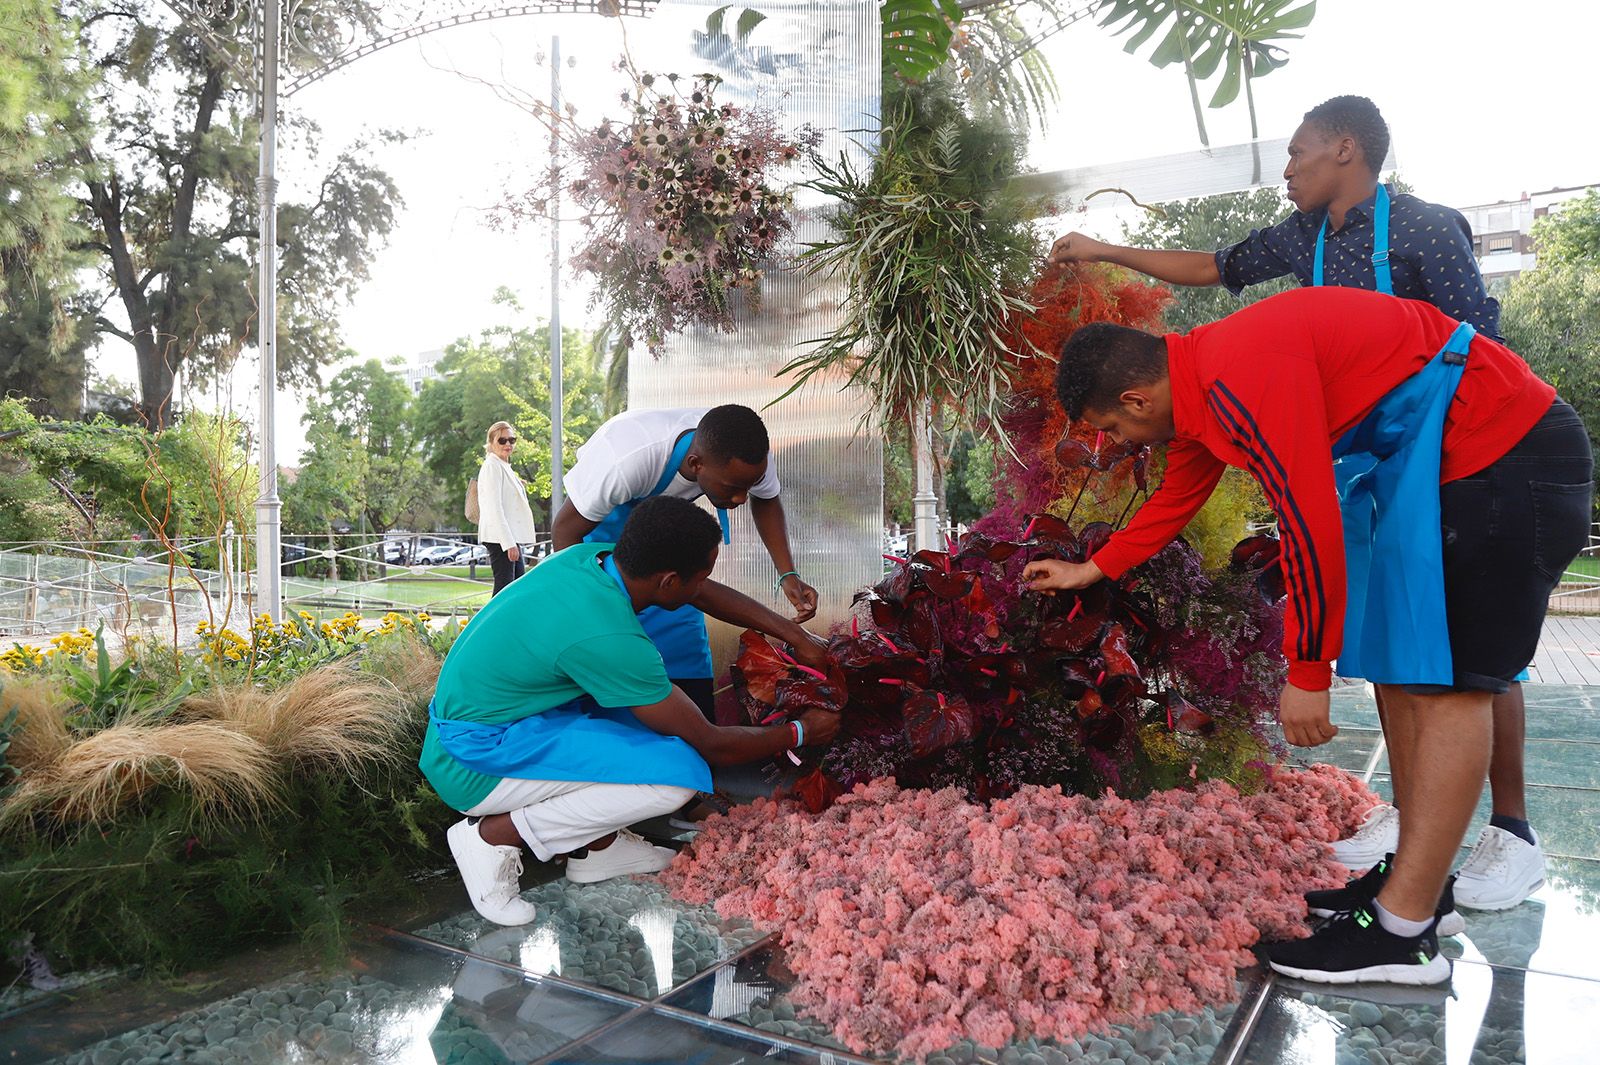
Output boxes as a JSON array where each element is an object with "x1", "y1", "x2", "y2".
[{"x1": 1024, "y1": 286, "x2": 1592, "y2": 984}]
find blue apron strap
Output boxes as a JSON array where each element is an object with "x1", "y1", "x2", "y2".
[
  {"x1": 1313, "y1": 184, "x2": 1392, "y2": 295},
  {"x1": 653, "y1": 431, "x2": 696, "y2": 496},
  {"x1": 601, "y1": 553, "x2": 629, "y2": 596},
  {"x1": 1371, "y1": 184, "x2": 1392, "y2": 295},
  {"x1": 655, "y1": 430, "x2": 730, "y2": 545}
]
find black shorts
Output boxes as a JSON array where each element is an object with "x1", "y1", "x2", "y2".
[{"x1": 1416, "y1": 399, "x2": 1593, "y2": 693}]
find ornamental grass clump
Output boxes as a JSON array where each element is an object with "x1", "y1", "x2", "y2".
[
  {"x1": 0, "y1": 619, "x2": 458, "y2": 971},
  {"x1": 0, "y1": 720, "x2": 281, "y2": 831}
]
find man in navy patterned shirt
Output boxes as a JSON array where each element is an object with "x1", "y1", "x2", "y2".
[{"x1": 1049, "y1": 95, "x2": 1544, "y2": 912}]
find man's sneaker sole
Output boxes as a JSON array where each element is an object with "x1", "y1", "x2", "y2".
[
  {"x1": 1456, "y1": 877, "x2": 1545, "y2": 911},
  {"x1": 1268, "y1": 952, "x2": 1452, "y2": 986},
  {"x1": 1309, "y1": 905, "x2": 1466, "y2": 937}
]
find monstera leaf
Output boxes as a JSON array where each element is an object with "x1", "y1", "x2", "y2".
[
  {"x1": 1099, "y1": 0, "x2": 1316, "y2": 150},
  {"x1": 881, "y1": 0, "x2": 964, "y2": 83}
]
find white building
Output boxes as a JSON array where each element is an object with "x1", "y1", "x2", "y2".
[
  {"x1": 400, "y1": 347, "x2": 446, "y2": 395},
  {"x1": 1456, "y1": 184, "x2": 1599, "y2": 283}
]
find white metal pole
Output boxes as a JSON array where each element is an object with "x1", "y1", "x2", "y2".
[
  {"x1": 549, "y1": 35, "x2": 565, "y2": 521},
  {"x1": 912, "y1": 399, "x2": 940, "y2": 552},
  {"x1": 254, "y1": 0, "x2": 282, "y2": 621}
]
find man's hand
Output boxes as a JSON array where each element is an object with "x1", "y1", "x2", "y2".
[
  {"x1": 789, "y1": 630, "x2": 831, "y2": 672},
  {"x1": 1022, "y1": 559, "x2": 1105, "y2": 595},
  {"x1": 1049, "y1": 231, "x2": 1109, "y2": 266},
  {"x1": 1278, "y1": 683, "x2": 1337, "y2": 747},
  {"x1": 797, "y1": 707, "x2": 841, "y2": 746},
  {"x1": 506, "y1": 545, "x2": 521, "y2": 562},
  {"x1": 781, "y1": 573, "x2": 819, "y2": 623}
]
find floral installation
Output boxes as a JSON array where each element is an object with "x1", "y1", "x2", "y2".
[
  {"x1": 539, "y1": 71, "x2": 818, "y2": 355},
  {"x1": 663, "y1": 765, "x2": 1379, "y2": 1061}
]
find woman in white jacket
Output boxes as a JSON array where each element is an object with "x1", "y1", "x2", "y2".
[{"x1": 476, "y1": 421, "x2": 538, "y2": 594}]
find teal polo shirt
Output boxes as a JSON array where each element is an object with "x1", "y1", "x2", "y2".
[{"x1": 420, "y1": 543, "x2": 673, "y2": 810}]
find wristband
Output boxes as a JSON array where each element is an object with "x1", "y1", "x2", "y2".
[
  {"x1": 791, "y1": 720, "x2": 805, "y2": 748},
  {"x1": 774, "y1": 570, "x2": 800, "y2": 591}
]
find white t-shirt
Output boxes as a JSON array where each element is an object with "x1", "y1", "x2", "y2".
[{"x1": 565, "y1": 407, "x2": 781, "y2": 522}]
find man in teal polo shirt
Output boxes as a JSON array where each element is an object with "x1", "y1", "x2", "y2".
[{"x1": 423, "y1": 496, "x2": 838, "y2": 926}]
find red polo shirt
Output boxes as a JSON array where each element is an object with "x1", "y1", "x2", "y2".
[{"x1": 1092, "y1": 287, "x2": 1555, "y2": 691}]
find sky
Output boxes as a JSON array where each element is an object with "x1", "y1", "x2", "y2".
[{"x1": 124, "y1": 0, "x2": 1600, "y2": 460}]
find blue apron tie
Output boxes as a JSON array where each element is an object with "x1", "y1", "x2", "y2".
[
  {"x1": 583, "y1": 429, "x2": 724, "y2": 678},
  {"x1": 428, "y1": 699, "x2": 712, "y2": 792},
  {"x1": 1315, "y1": 184, "x2": 1392, "y2": 294},
  {"x1": 1332, "y1": 322, "x2": 1474, "y2": 685}
]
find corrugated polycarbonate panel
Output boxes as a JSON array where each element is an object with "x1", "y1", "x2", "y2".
[
  {"x1": 1014, "y1": 138, "x2": 1399, "y2": 209},
  {"x1": 628, "y1": 0, "x2": 882, "y2": 671}
]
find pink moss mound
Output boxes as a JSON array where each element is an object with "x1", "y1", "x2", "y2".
[{"x1": 661, "y1": 764, "x2": 1377, "y2": 1062}]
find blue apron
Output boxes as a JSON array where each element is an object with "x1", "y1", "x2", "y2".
[
  {"x1": 1331, "y1": 323, "x2": 1473, "y2": 685},
  {"x1": 426, "y1": 554, "x2": 713, "y2": 792},
  {"x1": 1316, "y1": 189, "x2": 1528, "y2": 683},
  {"x1": 583, "y1": 430, "x2": 730, "y2": 679}
]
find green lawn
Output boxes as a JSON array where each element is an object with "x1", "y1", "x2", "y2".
[
  {"x1": 1568, "y1": 555, "x2": 1599, "y2": 578},
  {"x1": 282, "y1": 573, "x2": 491, "y2": 614}
]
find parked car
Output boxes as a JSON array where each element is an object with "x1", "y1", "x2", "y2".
[
  {"x1": 413, "y1": 543, "x2": 464, "y2": 566},
  {"x1": 452, "y1": 544, "x2": 490, "y2": 566}
]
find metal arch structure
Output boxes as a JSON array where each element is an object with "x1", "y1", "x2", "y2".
[{"x1": 154, "y1": 0, "x2": 658, "y2": 621}]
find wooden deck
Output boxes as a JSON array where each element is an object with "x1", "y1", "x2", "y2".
[{"x1": 1528, "y1": 614, "x2": 1600, "y2": 686}]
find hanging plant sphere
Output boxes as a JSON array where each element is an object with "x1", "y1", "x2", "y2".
[{"x1": 564, "y1": 74, "x2": 820, "y2": 356}]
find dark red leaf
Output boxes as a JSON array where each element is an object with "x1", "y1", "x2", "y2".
[
  {"x1": 1074, "y1": 688, "x2": 1105, "y2": 720},
  {"x1": 734, "y1": 629, "x2": 789, "y2": 706},
  {"x1": 912, "y1": 549, "x2": 951, "y2": 572},
  {"x1": 855, "y1": 589, "x2": 903, "y2": 629},
  {"x1": 877, "y1": 559, "x2": 919, "y2": 606},
  {"x1": 903, "y1": 688, "x2": 975, "y2": 758},
  {"x1": 1056, "y1": 657, "x2": 1095, "y2": 697},
  {"x1": 1089, "y1": 440, "x2": 1142, "y2": 471},
  {"x1": 954, "y1": 532, "x2": 1021, "y2": 563},
  {"x1": 1132, "y1": 449, "x2": 1149, "y2": 493},
  {"x1": 902, "y1": 599, "x2": 940, "y2": 652},
  {"x1": 1230, "y1": 534, "x2": 1281, "y2": 571},
  {"x1": 922, "y1": 567, "x2": 977, "y2": 599},
  {"x1": 1055, "y1": 436, "x2": 1093, "y2": 469},
  {"x1": 1079, "y1": 521, "x2": 1114, "y2": 558},
  {"x1": 794, "y1": 768, "x2": 844, "y2": 813},
  {"x1": 1038, "y1": 611, "x2": 1105, "y2": 652},
  {"x1": 1002, "y1": 652, "x2": 1059, "y2": 691},
  {"x1": 1162, "y1": 692, "x2": 1214, "y2": 735},
  {"x1": 1099, "y1": 623, "x2": 1140, "y2": 682},
  {"x1": 774, "y1": 672, "x2": 848, "y2": 717}
]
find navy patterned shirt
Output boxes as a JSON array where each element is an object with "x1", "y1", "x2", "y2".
[{"x1": 1213, "y1": 185, "x2": 1501, "y2": 338}]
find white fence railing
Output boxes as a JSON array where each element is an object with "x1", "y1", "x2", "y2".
[{"x1": 0, "y1": 530, "x2": 554, "y2": 643}]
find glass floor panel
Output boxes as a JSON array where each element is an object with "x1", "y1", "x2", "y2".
[
  {"x1": 410, "y1": 876, "x2": 764, "y2": 999},
  {"x1": 658, "y1": 940, "x2": 1243, "y2": 1065},
  {"x1": 17, "y1": 932, "x2": 633, "y2": 1065},
  {"x1": 1237, "y1": 961, "x2": 1600, "y2": 1065}
]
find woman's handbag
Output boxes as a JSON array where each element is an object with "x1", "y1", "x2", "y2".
[{"x1": 464, "y1": 477, "x2": 480, "y2": 523}]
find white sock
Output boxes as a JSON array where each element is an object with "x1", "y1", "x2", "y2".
[{"x1": 1373, "y1": 899, "x2": 1432, "y2": 938}]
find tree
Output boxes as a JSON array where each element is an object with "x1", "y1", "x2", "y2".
[
  {"x1": 61, "y1": 1, "x2": 402, "y2": 428},
  {"x1": 1502, "y1": 194, "x2": 1600, "y2": 457},
  {"x1": 0, "y1": 0, "x2": 96, "y2": 415},
  {"x1": 1121, "y1": 185, "x2": 1293, "y2": 331},
  {"x1": 1528, "y1": 188, "x2": 1600, "y2": 271},
  {"x1": 285, "y1": 359, "x2": 436, "y2": 538},
  {"x1": 412, "y1": 292, "x2": 607, "y2": 526}
]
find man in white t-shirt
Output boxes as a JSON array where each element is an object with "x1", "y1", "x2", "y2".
[{"x1": 552, "y1": 404, "x2": 819, "y2": 721}]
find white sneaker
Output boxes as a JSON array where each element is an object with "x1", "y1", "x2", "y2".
[
  {"x1": 447, "y1": 818, "x2": 538, "y2": 926},
  {"x1": 1330, "y1": 804, "x2": 1401, "y2": 868},
  {"x1": 1453, "y1": 825, "x2": 1546, "y2": 910},
  {"x1": 565, "y1": 829, "x2": 678, "y2": 884}
]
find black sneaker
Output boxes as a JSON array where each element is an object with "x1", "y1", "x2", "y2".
[
  {"x1": 1261, "y1": 905, "x2": 1452, "y2": 986},
  {"x1": 1304, "y1": 857, "x2": 1465, "y2": 937}
]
